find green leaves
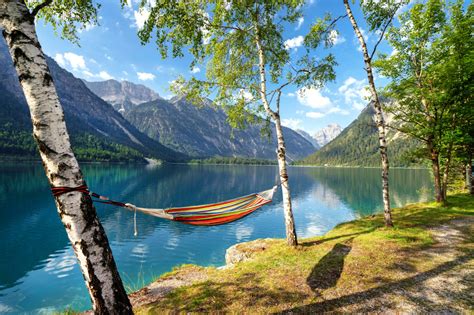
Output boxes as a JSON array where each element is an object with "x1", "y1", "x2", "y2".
[
  {"x1": 138, "y1": 0, "x2": 336, "y2": 129},
  {"x1": 374, "y1": 0, "x2": 473, "y2": 165},
  {"x1": 30, "y1": 0, "x2": 100, "y2": 44}
]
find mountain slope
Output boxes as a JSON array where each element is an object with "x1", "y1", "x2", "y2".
[
  {"x1": 296, "y1": 129, "x2": 320, "y2": 149},
  {"x1": 0, "y1": 39, "x2": 184, "y2": 162},
  {"x1": 313, "y1": 123, "x2": 342, "y2": 147},
  {"x1": 124, "y1": 97, "x2": 316, "y2": 160},
  {"x1": 301, "y1": 102, "x2": 420, "y2": 167},
  {"x1": 83, "y1": 79, "x2": 161, "y2": 114}
]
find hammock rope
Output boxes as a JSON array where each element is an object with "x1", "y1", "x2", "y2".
[{"x1": 50, "y1": 184, "x2": 278, "y2": 229}]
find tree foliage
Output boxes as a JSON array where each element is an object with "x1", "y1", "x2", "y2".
[
  {"x1": 28, "y1": 0, "x2": 100, "y2": 44},
  {"x1": 374, "y1": 0, "x2": 473, "y2": 199},
  {"x1": 138, "y1": 0, "x2": 336, "y2": 126}
]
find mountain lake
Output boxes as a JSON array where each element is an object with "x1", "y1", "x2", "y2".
[{"x1": 0, "y1": 163, "x2": 433, "y2": 313}]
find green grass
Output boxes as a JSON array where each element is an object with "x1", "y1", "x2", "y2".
[{"x1": 135, "y1": 193, "x2": 474, "y2": 314}]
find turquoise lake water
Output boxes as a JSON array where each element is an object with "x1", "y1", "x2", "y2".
[{"x1": 0, "y1": 163, "x2": 433, "y2": 313}]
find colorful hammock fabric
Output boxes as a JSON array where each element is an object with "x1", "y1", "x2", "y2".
[{"x1": 123, "y1": 186, "x2": 278, "y2": 226}]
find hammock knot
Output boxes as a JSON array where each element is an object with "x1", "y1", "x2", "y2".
[{"x1": 51, "y1": 184, "x2": 89, "y2": 197}]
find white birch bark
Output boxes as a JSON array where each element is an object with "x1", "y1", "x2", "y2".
[
  {"x1": 255, "y1": 29, "x2": 298, "y2": 246},
  {"x1": 0, "y1": 1, "x2": 133, "y2": 313},
  {"x1": 343, "y1": 0, "x2": 393, "y2": 227}
]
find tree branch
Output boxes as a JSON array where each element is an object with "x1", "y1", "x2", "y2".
[
  {"x1": 369, "y1": 3, "x2": 404, "y2": 60},
  {"x1": 369, "y1": 19, "x2": 391, "y2": 60},
  {"x1": 31, "y1": 0, "x2": 53, "y2": 17}
]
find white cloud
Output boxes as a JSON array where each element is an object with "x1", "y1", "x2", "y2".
[
  {"x1": 297, "y1": 87, "x2": 332, "y2": 109},
  {"x1": 327, "y1": 107, "x2": 350, "y2": 115},
  {"x1": 133, "y1": 7, "x2": 150, "y2": 29},
  {"x1": 78, "y1": 22, "x2": 96, "y2": 33},
  {"x1": 81, "y1": 70, "x2": 114, "y2": 81},
  {"x1": 328, "y1": 30, "x2": 346, "y2": 45},
  {"x1": 190, "y1": 66, "x2": 201, "y2": 74},
  {"x1": 284, "y1": 35, "x2": 304, "y2": 50},
  {"x1": 281, "y1": 118, "x2": 302, "y2": 130},
  {"x1": 137, "y1": 72, "x2": 155, "y2": 81},
  {"x1": 104, "y1": 54, "x2": 113, "y2": 61},
  {"x1": 54, "y1": 54, "x2": 66, "y2": 67},
  {"x1": 287, "y1": 92, "x2": 296, "y2": 97},
  {"x1": 238, "y1": 89, "x2": 253, "y2": 102},
  {"x1": 54, "y1": 52, "x2": 87, "y2": 71},
  {"x1": 338, "y1": 76, "x2": 371, "y2": 110},
  {"x1": 296, "y1": 87, "x2": 350, "y2": 117},
  {"x1": 98, "y1": 71, "x2": 114, "y2": 80},
  {"x1": 295, "y1": 17, "x2": 304, "y2": 30},
  {"x1": 306, "y1": 112, "x2": 325, "y2": 119},
  {"x1": 82, "y1": 70, "x2": 94, "y2": 78}
]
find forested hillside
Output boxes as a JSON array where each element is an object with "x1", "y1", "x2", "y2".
[{"x1": 301, "y1": 102, "x2": 421, "y2": 167}]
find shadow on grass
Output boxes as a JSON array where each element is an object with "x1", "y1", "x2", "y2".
[
  {"x1": 144, "y1": 272, "x2": 309, "y2": 313},
  {"x1": 306, "y1": 238, "x2": 353, "y2": 293},
  {"x1": 277, "y1": 253, "x2": 473, "y2": 314},
  {"x1": 301, "y1": 229, "x2": 374, "y2": 247}
]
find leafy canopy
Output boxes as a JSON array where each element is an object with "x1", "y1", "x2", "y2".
[
  {"x1": 138, "y1": 0, "x2": 337, "y2": 127},
  {"x1": 374, "y1": 0, "x2": 473, "y2": 158},
  {"x1": 28, "y1": 0, "x2": 101, "y2": 44}
]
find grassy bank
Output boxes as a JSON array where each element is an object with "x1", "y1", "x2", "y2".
[{"x1": 133, "y1": 194, "x2": 473, "y2": 313}]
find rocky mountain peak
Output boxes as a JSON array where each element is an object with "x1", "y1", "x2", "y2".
[
  {"x1": 313, "y1": 123, "x2": 343, "y2": 147},
  {"x1": 83, "y1": 79, "x2": 161, "y2": 113}
]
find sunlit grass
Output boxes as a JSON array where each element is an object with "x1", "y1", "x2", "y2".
[{"x1": 136, "y1": 193, "x2": 473, "y2": 314}]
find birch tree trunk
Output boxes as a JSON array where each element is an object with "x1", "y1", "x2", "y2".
[
  {"x1": 0, "y1": 1, "x2": 133, "y2": 313},
  {"x1": 274, "y1": 113, "x2": 298, "y2": 246},
  {"x1": 255, "y1": 28, "x2": 298, "y2": 246},
  {"x1": 344, "y1": 0, "x2": 393, "y2": 227}
]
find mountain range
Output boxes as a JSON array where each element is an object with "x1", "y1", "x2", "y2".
[
  {"x1": 0, "y1": 39, "x2": 315, "y2": 162},
  {"x1": 0, "y1": 39, "x2": 183, "y2": 162},
  {"x1": 297, "y1": 124, "x2": 342, "y2": 149},
  {"x1": 123, "y1": 96, "x2": 315, "y2": 159},
  {"x1": 83, "y1": 79, "x2": 161, "y2": 114}
]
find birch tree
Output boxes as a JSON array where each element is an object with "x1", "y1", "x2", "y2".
[
  {"x1": 342, "y1": 0, "x2": 407, "y2": 227},
  {"x1": 374, "y1": 0, "x2": 472, "y2": 203},
  {"x1": 138, "y1": 0, "x2": 337, "y2": 246},
  {"x1": 0, "y1": 0, "x2": 132, "y2": 313}
]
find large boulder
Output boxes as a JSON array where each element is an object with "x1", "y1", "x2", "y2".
[{"x1": 225, "y1": 238, "x2": 275, "y2": 265}]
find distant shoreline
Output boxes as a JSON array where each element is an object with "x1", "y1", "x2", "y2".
[{"x1": 0, "y1": 155, "x2": 429, "y2": 169}]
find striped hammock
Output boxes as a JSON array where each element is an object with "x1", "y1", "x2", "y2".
[{"x1": 123, "y1": 186, "x2": 277, "y2": 226}]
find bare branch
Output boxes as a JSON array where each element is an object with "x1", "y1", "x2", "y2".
[
  {"x1": 369, "y1": 3, "x2": 404, "y2": 60},
  {"x1": 369, "y1": 19, "x2": 391, "y2": 60},
  {"x1": 31, "y1": 0, "x2": 53, "y2": 17}
]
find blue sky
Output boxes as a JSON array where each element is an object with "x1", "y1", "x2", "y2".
[{"x1": 36, "y1": 0, "x2": 395, "y2": 134}]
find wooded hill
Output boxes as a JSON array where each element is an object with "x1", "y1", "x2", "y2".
[{"x1": 300, "y1": 101, "x2": 421, "y2": 167}]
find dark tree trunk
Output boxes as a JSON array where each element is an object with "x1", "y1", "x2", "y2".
[
  {"x1": 430, "y1": 147, "x2": 443, "y2": 203},
  {"x1": 441, "y1": 143, "x2": 452, "y2": 202},
  {"x1": 0, "y1": 1, "x2": 133, "y2": 313},
  {"x1": 467, "y1": 152, "x2": 473, "y2": 195}
]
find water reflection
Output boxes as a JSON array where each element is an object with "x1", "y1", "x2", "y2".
[{"x1": 0, "y1": 163, "x2": 432, "y2": 313}]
